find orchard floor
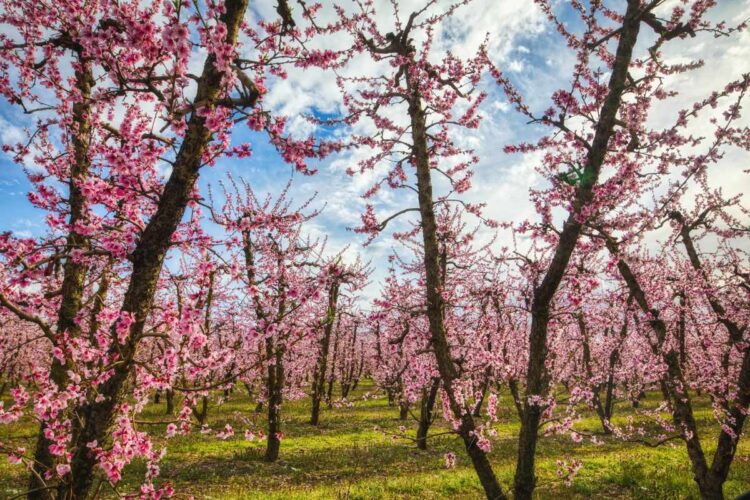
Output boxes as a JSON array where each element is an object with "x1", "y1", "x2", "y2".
[{"x1": 1, "y1": 381, "x2": 749, "y2": 499}]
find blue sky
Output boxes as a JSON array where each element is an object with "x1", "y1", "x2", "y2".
[{"x1": 1, "y1": 0, "x2": 748, "y2": 300}]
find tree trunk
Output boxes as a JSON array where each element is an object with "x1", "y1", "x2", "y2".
[
  {"x1": 264, "y1": 344, "x2": 284, "y2": 462},
  {"x1": 55, "y1": 1, "x2": 251, "y2": 496},
  {"x1": 192, "y1": 396, "x2": 209, "y2": 426},
  {"x1": 416, "y1": 379, "x2": 440, "y2": 450},
  {"x1": 696, "y1": 478, "x2": 725, "y2": 500},
  {"x1": 507, "y1": 379, "x2": 524, "y2": 420},
  {"x1": 28, "y1": 53, "x2": 94, "y2": 500},
  {"x1": 352, "y1": 344, "x2": 365, "y2": 391},
  {"x1": 326, "y1": 325, "x2": 340, "y2": 408},
  {"x1": 311, "y1": 283, "x2": 339, "y2": 424},
  {"x1": 340, "y1": 324, "x2": 358, "y2": 400},
  {"x1": 604, "y1": 237, "x2": 736, "y2": 500},
  {"x1": 408, "y1": 71, "x2": 506, "y2": 499},
  {"x1": 513, "y1": 5, "x2": 641, "y2": 497},
  {"x1": 166, "y1": 389, "x2": 175, "y2": 416},
  {"x1": 579, "y1": 314, "x2": 610, "y2": 434},
  {"x1": 386, "y1": 387, "x2": 396, "y2": 406},
  {"x1": 600, "y1": 307, "x2": 629, "y2": 433},
  {"x1": 473, "y1": 374, "x2": 490, "y2": 417},
  {"x1": 399, "y1": 400, "x2": 409, "y2": 420}
]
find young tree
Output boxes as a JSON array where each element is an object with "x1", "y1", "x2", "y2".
[{"x1": 213, "y1": 177, "x2": 328, "y2": 462}]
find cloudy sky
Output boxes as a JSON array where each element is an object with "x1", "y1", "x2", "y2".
[{"x1": 0, "y1": 0, "x2": 748, "y2": 301}]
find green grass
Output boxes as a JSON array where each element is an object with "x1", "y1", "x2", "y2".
[{"x1": 1, "y1": 382, "x2": 748, "y2": 499}]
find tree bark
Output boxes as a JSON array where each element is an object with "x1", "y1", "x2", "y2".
[
  {"x1": 311, "y1": 282, "x2": 340, "y2": 424},
  {"x1": 264, "y1": 343, "x2": 284, "y2": 462},
  {"x1": 604, "y1": 234, "x2": 750, "y2": 499},
  {"x1": 165, "y1": 389, "x2": 175, "y2": 416},
  {"x1": 326, "y1": 324, "x2": 340, "y2": 408},
  {"x1": 56, "y1": 1, "x2": 251, "y2": 496},
  {"x1": 29, "y1": 49, "x2": 94, "y2": 500},
  {"x1": 408, "y1": 67, "x2": 507, "y2": 500},
  {"x1": 416, "y1": 378, "x2": 440, "y2": 450},
  {"x1": 472, "y1": 381, "x2": 489, "y2": 418},
  {"x1": 513, "y1": 4, "x2": 641, "y2": 497},
  {"x1": 399, "y1": 400, "x2": 409, "y2": 420},
  {"x1": 340, "y1": 325, "x2": 358, "y2": 399},
  {"x1": 192, "y1": 396, "x2": 209, "y2": 426}
]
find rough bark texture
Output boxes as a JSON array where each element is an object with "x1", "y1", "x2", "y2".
[
  {"x1": 29, "y1": 49, "x2": 94, "y2": 500},
  {"x1": 56, "y1": 1, "x2": 251, "y2": 496},
  {"x1": 264, "y1": 339, "x2": 284, "y2": 462},
  {"x1": 513, "y1": 3, "x2": 641, "y2": 497},
  {"x1": 408, "y1": 68, "x2": 507, "y2": 500}
]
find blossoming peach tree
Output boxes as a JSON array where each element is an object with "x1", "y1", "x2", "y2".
[{"x1": 0, "y1": 0, "x2": 346, "y2": 496}]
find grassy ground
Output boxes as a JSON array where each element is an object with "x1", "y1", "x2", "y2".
[{"x1": 1, "y1": 381, "x2": 748, "y2": 499}]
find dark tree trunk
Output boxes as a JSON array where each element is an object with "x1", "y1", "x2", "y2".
[
  {"x1": 578, "y1": 314, "x2": 611, "y2": 434},
  {"x1": 513, "y1": 5, "x2": 641, "y2": 497},
  {"x1": 192, "y1": 396, "x2": 209, "y2": 426},
  {"x1": 264, "y1": 344, "x2": 284, "y2": 462},
  {"x1": 399, "y1": 400, "x2": 409, "y2": 420},
  {"x1": 340, "y1": 324, "x2": 358, "y2": 399},
  {"x1": 416, "y1": 379, "x2": 440, "y2": 450},
  {"x1": 407, "y1": 61, "x2": 506, "y2": 500},
  {"x1": 28, "y1": 53, "x2": 94, "y2": 500},
  {"x1": 596, "y1": 303, "x2": 630, "y2": 433},
  {"x1": 55, "y1": 1, "x2": 252, "y2": 497},
  {"x1": 472, "y1": 374, "x2": 491, "y2": 417},
  {"x1": 386, "y1": 387, "x2": 396, "y2": 406},
  {"x1": 631, "y1": 390, "x2": 645, "y2": 408},
  {"x1": 166, "y1": 389, "x2": 175, "y2": 416},
  {"x1": 311, "y1": 283, "x2": 340, "y2": 425},
  {"x1": 507, "y1": 379, "x2": 524, "y2": 421},
  {"x1": 351, "y1": 344, "x2": 365, "y2": 391},
  {"x1": 606, "y1": 228, "x2": 750, "y2": 500},
  {"x1": 326, "y1": 325, "x2": 340, "y2": 408}
]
